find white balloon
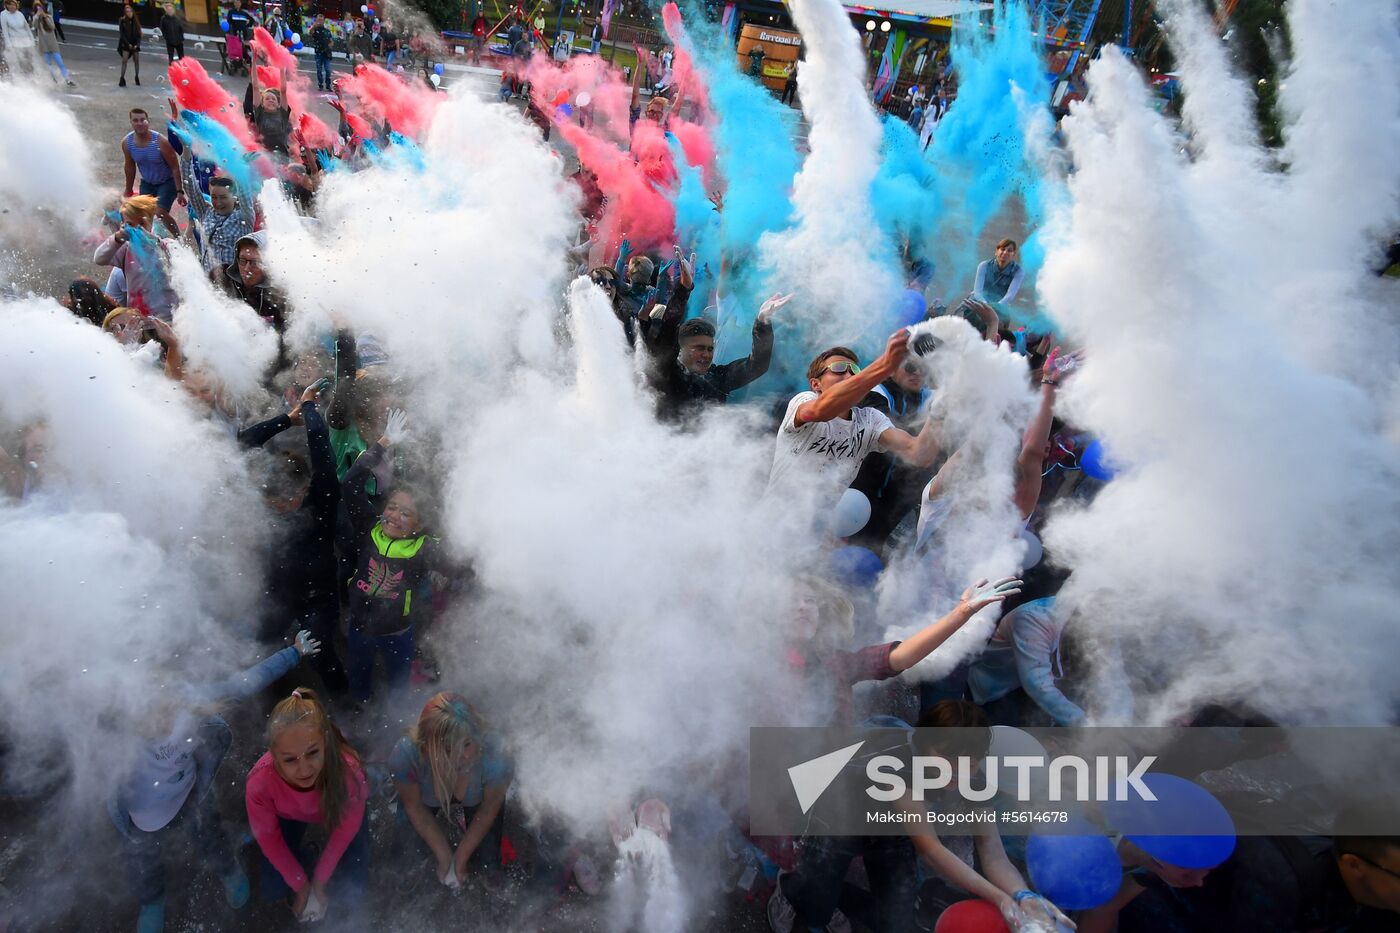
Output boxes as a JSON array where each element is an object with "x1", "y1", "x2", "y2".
[
  {"x1": 429, "y1": 73, "x2": 441, "y2": 86},
  {"x1": 576, "y1": 91, "x2": 592, "y2": 107},
  {"x1": 1019, "y1": 528, "x2": 1043, "y2": 570},
  {"x1": 830, "y1": 488, "x2": 871, "y2": 538}
]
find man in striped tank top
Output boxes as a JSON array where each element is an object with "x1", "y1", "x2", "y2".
[{"x1": 121, "y1": 107, "x2": 184, "y2": 238}]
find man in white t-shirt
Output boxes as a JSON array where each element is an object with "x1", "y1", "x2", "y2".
[{"x1": 767, "y1": 330, "x2": 943, "y2": 505}]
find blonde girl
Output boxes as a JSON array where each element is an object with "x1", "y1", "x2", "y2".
[
  {"x1": 246, "y1": 688, "x2": 369, "y2": 924},
  {"x1": 389, "y1": 692, "x2": 513, "y2": 888}
]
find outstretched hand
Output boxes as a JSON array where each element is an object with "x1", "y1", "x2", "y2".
[
  {"x1": 293, "y1": 630, "x2": 322, "y2": 658},
  {"x1": 675, "y1": 246, "x2": 696, "y2": 288},
  {"x1": 958, "y1": 576, "x2": 1023, "y2": 615},
  {"x1": 288, "y1": 378, "x2": 329, "y2": 425},
  {"x1": 380, "y1": 408, "x2": 410, "y2": 447},
  {"x1": 756, "y1": 292, "x2": 794, "y2": 324},
  {"x1": 1041, "y1": 346, "x2": 1084, "y2": 386}
]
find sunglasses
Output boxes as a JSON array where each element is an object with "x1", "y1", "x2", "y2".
[
  {"x1": 820, "y1": 360, "x2": 861, "y2": 376},
  {"x1": 590, "y1": 274, "x2": 617, "y2": 289}
]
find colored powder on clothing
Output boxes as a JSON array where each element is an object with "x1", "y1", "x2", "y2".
[{"x1": 168, "y1": 57, "x2": 259, "y2": 150}]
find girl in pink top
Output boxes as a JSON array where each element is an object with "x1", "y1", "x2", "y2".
[{"x1": 246, "y1": 688, "x2": 369, "y2": 925}]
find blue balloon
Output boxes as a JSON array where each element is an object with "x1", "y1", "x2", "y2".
[
  {"x1": 1079, "y1": 438, "x2": 1117, "y2": 481},
  {"x1": 220, "y1": 19, "x2": 230, "y2": 32},
  {"x1": 1026, "y1": 819, "x2": 1122, "y2": 910},
  {"x1": 558, "y1": 103, "x2": 574, "y2": 116},
  {"x1": 1102, "y1": 774, "x2": 1236, "y2": 869},
  {"x1": 895, "y1": 288, "x2": 928, "y2": 328},
  {"x1": 830, "y1": 545, "x2": 883, "y2": 590},
  {"x1": 292, "y1": 42, "x2": 304, "y2": 51},
  {"x1": 433, "y1": 63, "x2": 445, "y2": 75}
]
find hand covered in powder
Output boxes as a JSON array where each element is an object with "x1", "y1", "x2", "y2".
[
  {"x1": 295, "y1": 886, "x2": 326, "y2": 923},
  {"x1": 1040, "y1": 346, "x2": 1084, "y2": 387},
  {"x1": 294, "y1": 630, "x2": 321, "y2": 658},
  {"x1": 958, "y1": 577, "x2": 1023, "y2": 615},
  {"x1": 380, "y1": 408, "x2": 410, "y2": 447},
  {"x1": 756, "y1": 293, "x2": 794, "y2": 324}
]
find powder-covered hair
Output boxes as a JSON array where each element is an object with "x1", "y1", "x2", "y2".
[
  {"x1": 120, "y1": 195, "x2": 159, "y2": 228},
  {"x1": 408, "y1": 692, "x2": 485, "y2": 813}
]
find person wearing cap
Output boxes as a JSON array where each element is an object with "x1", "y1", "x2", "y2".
[
  {"x1": 645, "y1": 293, "x2": 786, "y2": 422},
  {"x1": 766, "y1": 331, "x2": 944, "y2": 505},
  {"x1": 221, "y1": 231, "x2": 284, "y2": 329}
]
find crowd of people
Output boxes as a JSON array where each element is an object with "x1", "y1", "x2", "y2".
[{"x1": 2, "y1": 2, "x2": 1398, "y2": 933}]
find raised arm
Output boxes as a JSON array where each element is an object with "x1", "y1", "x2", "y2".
[
  {"x1": 719, "y1": 294, "x2": 786, "y2": 393},
  {"x1": 326, "y1": 329, "x2": 357, "y2": 430},
  {"x1": 1013, "y1": 347, "x2": 1080, "y2": 518},
  {"x1": 236, "y1": 413, "x2": 293, "y2": 448},
  {"x1": 148, "y1": 317, "x2": 185, "y2": 381},
  {"x1": 794, "y1": 329, "x2": 907, "y2": 427},
  {"x1": 194, "y1": 636, "x2": 316, "y2": 706},
  {"x1": 888, "y1": 578, "x2": 1020, "y2": 672},
  {"x1": 178, "y1": 147, "x2": 209, "y2": 223},
  {"x1": 299, "y1": 391, "x2": 340, "y2": 530},
  {"x1": 342, "y1": 441, "x2": 387, "y2": 535}
]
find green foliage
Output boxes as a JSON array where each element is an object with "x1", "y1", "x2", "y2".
[{"x1": 419, "y1": 0, "x2": 465, "y2": 32}]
